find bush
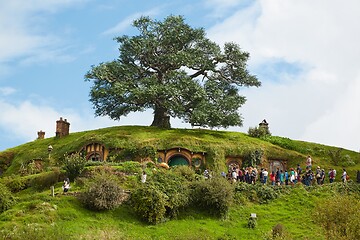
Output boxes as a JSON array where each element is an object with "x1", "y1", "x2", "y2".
[
  {"x1": 79, "y1": 173, "x2": 126, "y2": 211},
  {"x1": 191, "y1": 177, "x2": 234, "y2": 218},
  {"x1": 0, "y1": 182, "x2": 16, "y2": 213},
  {"x1": 62, "y1": 153, "x2": 87, "y2": 181},
  {"x1": 32, "y1": 169, "x2": 61, "y2": 191},
  {"x1": 130, "y1": 169, "x2": 191, "y2": 224},
  {"x1": 118, "y1": 161, "x2": 142, "y2": 174},
  {"x1": 314, "y1": 195, "x2": 360, "y2": 239},
  {"x1": 248, "y1": 125, "x2": 271, "y2": 138},
  {"x1": 131, "y1": 184, "x2": 168, "y2": 224},
  {"x1": 2, "y1": 175, "x2": 30, "y2": 192},
  {"x1": 234, "y1": 182, "x2": 284, "y2": 204},
  {"x1": 171, "y1": 165, "x2": 196, "y2": 181}
]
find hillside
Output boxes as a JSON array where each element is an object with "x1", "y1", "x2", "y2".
[
  {"x1": 0, "y1": 125, "x2": 359, "y2": 177},
  {"x1": 0, "y1": 126, "x2": 359, "y2": 240}
]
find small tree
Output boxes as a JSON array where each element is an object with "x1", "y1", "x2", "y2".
[{"x1": 62, "y1": 153, "x2": 87, "y2": 181}]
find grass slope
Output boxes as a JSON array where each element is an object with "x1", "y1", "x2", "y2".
[{"x1": 0, "y1": 126, "x2": 359, "y2": 239}]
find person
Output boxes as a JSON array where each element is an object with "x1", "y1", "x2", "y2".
[
  {"x1": 284, "y1": 170, "x2": 289, "y2": 185},
  {"x1": 204, "y1": 169, "x2": 210, "y2": 180},
  {"x1": 290, "y1": 168, "x2": 295, "y2": 185},
  {"x1": 306, "y1": 155, "x2": 312, "y2": 169},
  {"x1": 320, "y1": 169, "x2": 325, "y2": 185},
  {"x1": 141, "y1": 171, "x2": 147, "y2": 183},
  {"x1": 341, "y1": 169, "x2": 347, "y2": 183},
  {"x1": 296, "y1": 164, "x2": 302, "y2": 182},
  {"x1": 315, "y1": 166, "x2": 322, "y2": 185},
  {"x1": 231, "y1": 168, "x2": 238, "y2": 183},
  {"x1": 270, "y1": 171, "x2": 276, "y2": 186},
  {"x1": 63, "y1": 178, "x2": 70, "y2": 193},
  {"x1": 279, "y1": 170, "x2": 284, "y2": 185},
  {"x1": 262, "y1": 168, "x2": 269, "y2": 184},
  {"x1": 357, "y1": 170, "x2": 360, "y2": 183},
  {"x1": 250, "y1": 168, "x2": 257, "y2": 184},
  {"x1": 329, "y1": 168, "x2": 335, "y2": 183}
]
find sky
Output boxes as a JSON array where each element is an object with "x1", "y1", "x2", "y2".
[{"x1": 0, "y1": 0, "x2": 359, "y2": 152}]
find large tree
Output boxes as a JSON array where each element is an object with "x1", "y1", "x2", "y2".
[{"x1": 85, "y1": 15, "x2": 260, "y2": 129}]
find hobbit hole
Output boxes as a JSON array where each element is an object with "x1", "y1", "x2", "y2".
[{"x1": 80, "y1": 143, "x2": 108, "y2": 162}]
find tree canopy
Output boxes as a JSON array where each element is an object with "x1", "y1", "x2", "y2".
[{"x1": 85, "y1": 15, "x2": 261, "y2": 128}]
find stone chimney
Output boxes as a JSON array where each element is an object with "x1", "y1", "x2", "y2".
[
  {"x1": 55, "y1": 117, "x2": 70, "y2": 138},
  {"x1": 37, "y1": 130, "x2": 45, "y2": 139}
]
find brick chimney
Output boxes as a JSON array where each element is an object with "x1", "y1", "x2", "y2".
[
  {"x1": 37, "y1": 130, "x2": 45, "y2": 139},
  {"x1": 55, "y1": 117, "x2": 70, "y2": 138}
]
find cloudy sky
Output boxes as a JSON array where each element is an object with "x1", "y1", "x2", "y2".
[{"x1": 0, "y1": 0, "x2": 359, "y2": 152}]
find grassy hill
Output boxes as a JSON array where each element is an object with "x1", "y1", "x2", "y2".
[{"x1": 0, "y1": 126, "x2": 359, "y2": 239}]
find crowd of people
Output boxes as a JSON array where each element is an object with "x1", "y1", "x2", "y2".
[{"x1": 218, "y1": 155, "x2": 352, "y2": 186}]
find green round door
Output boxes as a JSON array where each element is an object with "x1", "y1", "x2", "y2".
[{"x1": 168, "y1": 156, "x2": 189, "y2": 166}]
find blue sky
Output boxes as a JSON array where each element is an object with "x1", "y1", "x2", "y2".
[{"x1": 0, "y1": 0, "x2": 359, "y2": 152}]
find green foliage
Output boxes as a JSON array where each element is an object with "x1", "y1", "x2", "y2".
[
  {"x1": 130, "y1": 184, "x2": 168, "y2": 224},
  {"x1": 31, "y1": 169, "x2": 61, "y2": 191},
  {"x1": 148, "y1": 169, "x2": 191, "y2": 219},
  {"x1": 248, "y1": 126, "x2": 271, "y2": 138},
  {"x1": 0, "y1": 223, "x2": 68, "y2": 240},
  {"x1": 0, "y1": 182, "x2": 16, "y2": 213},
  {"x1": 116, "y1": 146, "x2": 156, "y2": 162},
  {"x1": 171, "y1": 165, "x2": 197, "y2": 181},
  {"x1": 1, "y1": 175, "x2": 30, "y2": 192},
  {"x1": 0, "y1": 151, "x2": 14, "y2": 174},
  {"x1": 242, "y1": 149, "x2": 264, "y2": 167},
  {"x1": 314, "y1": 195, "x2": 360, "y2": 239},
  {"x1": 117, "y1": 161, "x2": 142, "y2": 174},
  {"x1": 328, "y1": 148, "x2": 343, "y2": 166},
  {"x1": 341, "y1": 154, "x2": 356, "y2": 167},
  {"x1": 62, "y1": 153, "x2": 87, "y2": 181},
  {"x1": 191, "y1": 177, "x2": 234, "y2": 218},
  {"x1": 234, "y1": 182, "x2": 289, "y2": 204},
  {"x1": 85, "y1": 15, "x2": 260, "y2": 128},
  {"x1": 130, "y1": 168, "x2": 191, "y2": 224},
  {"x1": 262, "y1": 136, "x2": 309, "y2": 155},
  {"x1": 79, "y1": 173, "x2": 126, "y2": 211}
]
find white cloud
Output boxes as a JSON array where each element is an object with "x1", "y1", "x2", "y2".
[
  {"x1": 206, "y1": 0, "x2": 360, "y2": 151},
  {"x1": 0, "y1": 87, "x2": 16, "y2": 96},
  {"x1": 0, "y1": 0, "x2": 86, "y2": 65}
]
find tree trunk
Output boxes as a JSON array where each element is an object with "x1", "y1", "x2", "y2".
[{"x1": 151, "y1": 105, "x2": 171, "y2": 128}]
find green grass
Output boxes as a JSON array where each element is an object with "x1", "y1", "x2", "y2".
[
  {"x1": 1, "y1": 125, "x2": 360, "y2": 239},
  {"x1": 2, "y1": 181, "x2": 350, "y2": 239}
]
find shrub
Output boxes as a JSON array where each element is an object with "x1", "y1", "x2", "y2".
[
  {"x1": 234, "y1": 182, "x2": 284, "y2": 204},
  {"x1": 0, "y1": 182, "x2": 16, "y2": 213},
  {"x1": 242, "y1": 149, "x2": 263, "y2": 168},
  {"x1": 79, "y1": 173, "x2": 126, "y2": 211},
  {"x1": 62, "y1": 153, "x2": 87, "y2": 181},
  {"x1": 130, "y1": 184, "x2": 167, "y2": 224},
  {"x1": 130, "y1": 169, "x2": 191, "y2": 224},
  {"x1": 248, "y1": 126, "x2": 271, "y2": 138},
  {"x1": 171, "y1": 165, "x2": 196, "y2": 181},
  {"x1": 32, "y1": 169, "x2": 61, "y2": 191},
  {"x1": 147, "y1": 169, "x2": 190, "y2": 219},
  {"x1": 118, "y1": 161, "x2": 142, "y2": 174},
  {"x1": 314, "y1": 195, "x2": 360, "y2": 239},
  {"x1": 2, "y1": 175, "x2": 30, "y2": 192},
  {"x1": 191, "y1": 177, "x2": 234, "y2": 218}
]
